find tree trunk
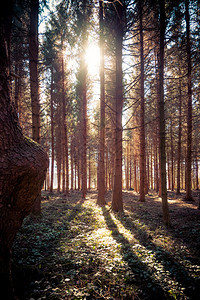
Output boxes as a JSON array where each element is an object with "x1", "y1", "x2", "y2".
[
  {"x1": 111, "y1": 1, "x2": 124, "y2": 212},
  {"x1": 61, "y1": 48, "x2": 69, "y2": 196},
  {"x1": 176, "y1": 70, "x2": 182, "y2": 194},
  {"x1": 50, "y1": 68, "x2": 54, "y2": 192},
  {"x1": 56, "y1": 104, "x2": 62, "y2": 193},
  {"x1": 158, "y1": 0, "x2": 170, "y2": 227},
  {"x1": 170, "y1": 118, "x2": 174, "y2": 191},
  {"x1": 195, "y1": 153, "x2": 199, "y2": 190},
  {"x1": 71, "y1": 140, "x2": 74, "y2": 190},
  {"x1": 185, "y1": 0, "x2": 193, "y2": 201},
  {"x1": 97, "y1": 0, "x2": 106, "y2": 205},
  {"x1": 0, "y1": 2, "x2": 48, "y2": 297},
  {"x1": 29, "y1": 0, "x2": 42, "y2": 215},
  {"x1": 139, "y1": 0, "x2": 146, "y2": 202}
]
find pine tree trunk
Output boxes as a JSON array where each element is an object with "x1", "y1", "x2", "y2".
[
  {"x1": 50, "y1": 69, "x2": 54, "y2": 192},
  {"x1": 185, "y1": 0, "x2": 193, "y2": 201},
  {"x1": 61, "y1": 50, "x2": 69, "y2": 196},
  {"x1": 97, "y1": 0, "x2": 106, "y2": 205},
  {"x1": 56, "y1": 106, "x2": 62, "y2": 193},
  {"x1": 158, "y1": 0, "x2": 170, "y2": 227},
  {"x1": 195, "y1": 153, "x2": 199, "y2": 190},
  {"x1": 111, "y1": 2, "x2": 124, "y2": 212},
  {"x1": 129, "y1": 152, "x2": 132, "y2": 190},
  {"x1": 71, "y1": 140, "x2": 74, "y2": 190},
  {"x1": 176, "y1": 71, "x2": 182, "y2": 194},
  {"x1": 139, "y1": 0, "x2": 146, "y2": 202},
  {"x1": 81, "y1": 40, "x2": 87, "y2": 198},
  {"x1": 170, "y1": 118, "x2": 174, "y2": 191},
  {"x1": 29, "y1": 0, "x2": 42, "y2": 215}
]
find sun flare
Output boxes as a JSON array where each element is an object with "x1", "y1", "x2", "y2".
[{"x1": 85, "y1": 44, "x2": 100, "y2": 76}]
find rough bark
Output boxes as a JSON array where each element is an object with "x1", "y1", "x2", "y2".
[
  {"x1": 139, "y1": 0, "x2": 146, "y2": 202},
  {"x1": 176, "y1": 71, "x2": 182, "y2": 195},
  {"x1": 0, "y1": 2, "x2": 48, "y2": 298},
  {"x1": 97, "y1": 0, "x2": 106, "y2": 205},
  {"x1": 61, "y1": 49, "x2": 69, "y2": 196},
  {"x1": 158, "y1": 0, "x2": 170, "y2": 227},
  {"x1": 185, "y1": 0, "x2": 193, "y2": 201},
  {"x1": 111, "y1": 1, "x2": 124, "y2": 212},
  {"x1": 29, "y1": 0, "x2": 42, "y2": 215},
  {"x1": 50, "y1": 68, "x2": 54, "y2": 193}
]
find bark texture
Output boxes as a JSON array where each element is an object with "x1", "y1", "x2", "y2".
[
  {"x1": 185, "y1": 0, "x2": 193, "y2": 201},
  {"x1": 139, "y1": 0, "x2": 146, "y2": 202},
  {"x1": 111, "y1": 1, "x2": 124, "y2": 212},
  {"x1": 158, "y1": 0, "x2": 170, "y2": 227},
  {"x1": 97, "y1": 0, "x2": 106, "y2": 206},
  {"x1": 0, "y1": 2, "x2": 48, "y2": 298}
]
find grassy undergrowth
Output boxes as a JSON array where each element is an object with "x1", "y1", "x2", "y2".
[{"x1": 12, "y1": 190, "x2": 200, "y2": 299}]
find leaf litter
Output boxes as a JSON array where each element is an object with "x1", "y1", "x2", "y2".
[{"x1": 12, "y1": 190, "x2": 200, "y2": 299}]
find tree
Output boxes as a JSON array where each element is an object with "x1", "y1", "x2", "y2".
[
  {"x1": 138, "y1": 0, "x2": 146, "y2": 202},
  {"x1": 29, "y1": 0, "x2": 42, "y2": 214},
  {"x1": 111, "y1": 0, "x2": 125, "y2": 212},
  {"x1": 185, "y1": 0, "x2": 193, "y2": 201},
  {"x1": 97, "y1": 0, "x2": 106, "y2": 206},
  {"x1": 0, "y1": 1, "x2": 48, "y2": 298},
  {"x1": 158, "y1": 0, "x2": 170, "y2": 227}
]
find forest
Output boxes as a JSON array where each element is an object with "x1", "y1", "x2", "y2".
[{"x1": 0, "y1": 0, "x2": 200, "y2": 299}]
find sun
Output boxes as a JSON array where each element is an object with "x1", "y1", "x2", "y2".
[{"x1": 85, "y1": 43, "x2": 100, "y2": 76}]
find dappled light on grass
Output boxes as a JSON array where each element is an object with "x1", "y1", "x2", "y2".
[{"x1": 12, "y1": 191, "x2": 200, "y2": 299}]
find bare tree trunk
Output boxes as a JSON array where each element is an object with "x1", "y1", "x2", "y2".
[
  {"x1": 56, "y1": 105, "x2": 62, "y2": 193},
  {"x1": 158, "y1": 0, "x2": 170, "y2": 227},
  {"x1": 61, "y1": 48, "x2": 69, "y2": 196},
  {"x1": 88, "y1": 147, "x2": 91, "y2": 190},
  {"x1": 139, "y1": 0, "x2": 146, "y2": 202},
  {"x1": 170, "y1": 118, "x2": 174, "y2": 191},
  {"x1": 195, "y1": 153, "x2": 199, "y2": 190},
  {"x1": 129, "y1": 152, "x2": 132, "y2": 190},
  {"x1": 176, "y1": 70, "x2": 182, "y2": 194},
  {"x1": 111, "y1": 1, "x2": 124, "y2": 212},
  {"x1": 97, "y1": 0, "x2": 106, "y2": 205},
  {"x1": 185, "y1": 0, "x2": 193, "y2": 201},
  {"x1": 29, "y1": 0, "x2": 42, "y2": 215},
  {"x1": 50, "y1": 69, "x2": 54, "y2": 192},
  {"x1": 71, "y1": 140, "x2": 74, "y2": 190}
]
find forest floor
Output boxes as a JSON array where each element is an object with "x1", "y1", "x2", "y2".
[{"x1": 12, "y1": 190, "x2": 200, "y2": 300}]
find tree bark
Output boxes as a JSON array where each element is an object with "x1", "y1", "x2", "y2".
[
  {"x1": 61, "y1": 48, "x2": 69, "y2": 196},
  {"x1": 139, "y1": 0, "x2": 146, "y2": 202},
  {"x1": 0, "y1": 2, "x2": 48, "y2": 298},
  {"x1": 158, "y1": 0, "x2": 170, "y2": 227},
  {"x1": 29, "y1": 0, "x2": 42, "y2": 215},
  {"x1": 111, "y1": 1, "x2": 124, "y2": 212},
  {"x1": 185, "y1": 0, "x2": 193, "y2": 201},
  {"x1": 50, "y1": 68, "x2": 54, "y2": 192},
  {"x1": 176, "y1": 70, "x2": 182, "y2": 195},
  {"x1": 97, "y1": 0, "x2": 106, "y2": 205}
]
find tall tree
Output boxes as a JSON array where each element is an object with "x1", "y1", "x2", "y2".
[
  {"x1": 97, "y1": 0, "x2": 106, "y2": 205},
  {"x1": 158, "y1": 0, "x2": 170, "y2": 226},
  {"x1": 0, "y1": 1, "x2": 48, "y2": 297},
  {"x1": 185, "y1": 0, "x2": 193, "y2": 201},
  {"x1": 138, "y1": 0, "x2": 146, "y2": 202},
  {"x1": 111, "y1": 0, "x2": 125, "y2": 212},
  {"x1": 29, "y1": 0, "x2": 42, "y2": 214}
]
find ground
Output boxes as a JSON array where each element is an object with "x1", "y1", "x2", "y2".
[{"x1": 12, "y1": 190, "x2": 200, "y2": 300}]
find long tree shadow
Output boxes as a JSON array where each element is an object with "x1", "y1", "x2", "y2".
[
  {"x1": 102, "y1": 206, "x2": 167, "y2": 299},
  {"x1": 12, "y1": 192, "x2": 92, "y2": 299},
  {"x1": 122, "y1": 190, "x2": 200, "y2": 258},
  {"x1": 115, "y1": 211, "x2": 200, "y2": 299}
]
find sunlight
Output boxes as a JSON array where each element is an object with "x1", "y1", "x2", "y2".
[{"x1": 85, "y1": 44, "x2": 100, "y2": 76}]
